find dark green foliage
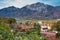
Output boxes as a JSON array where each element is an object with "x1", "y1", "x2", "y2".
[
  {"x1": 56, "y1": 33, "x2": 60, "y2": 38},
  {"x1": 25, "y1": 21, "x2": 31, "y2": 26},
  {"x1": 7, "y1": 18, "x2": 16, "y2": 24},
  {"x1": 34, "y1": 23, "x2": 37, "y2": 27},
  {"x1": 34, "y1": 23, "x2": 41, "y2": 33},
  {"x1": 0, "y1": 17, "x2": 16, "y2": 24},
  {"x1": 55, "y1": 21, "x2": 60, "y2": 32},
  {"x1": 51, "y1": 21, "x2": 60, "y2": 38},
  {"x1": 52, "y1": 21, "x2": 60, "y2": 32}
]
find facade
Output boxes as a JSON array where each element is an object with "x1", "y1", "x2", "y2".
[
  {"x1": 41, "y1": 24, "x2": 51, "y2": 32},
  {"x1": 38, "y1": 21, "x2": 51, "y2": 32}
]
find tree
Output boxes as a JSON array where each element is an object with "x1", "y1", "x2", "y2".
[
  {"x1": 33, "y1": 22, "x2": 41, "y2": 34},
  {"x1": 0, "y1": 22, "x2": 11, "y2": 40},
  {"x1": 51, "y1": 21, "x2": 60, "y2": 38},
  {"x1": 51, "y1": 21, "x2": 60, "y2": 32},
  {"x1": 7, "y1": 18, "x2": 16, "y2": 24},
  {"x1": 25, "y1": 21, "x2": 31, "y2": 26}
]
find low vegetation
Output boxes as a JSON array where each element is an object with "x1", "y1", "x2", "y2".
[
  {"x1": 0, "y1": 17, "x2": 46, "y2": 40},
  {"x1": 0, "y1": 17, "x2": 60, "y2": 40}
]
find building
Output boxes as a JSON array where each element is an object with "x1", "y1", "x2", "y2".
[
  {"x1": 40, "y1": 32, "x2": 56, "y2": 40},
  {"x1": 14, "y1": 24, "x2": 35, "y2": 31},
  {"x1": 38, "y1": 21, "x2": 51, "y2": 32},
  {"x1": 41, "y1": 23, "x2": 51, "y2": 32}
]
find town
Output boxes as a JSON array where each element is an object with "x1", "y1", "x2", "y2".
[
  {"x1": 0, "y1": 17, "x2": 60, "y2": 40},
  {"x1": 0, "y1": 0, "x2": 60, "y2": 40}
]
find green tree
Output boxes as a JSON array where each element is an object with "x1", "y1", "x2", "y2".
[
  {"x1": 51, "y1": 21, "x2": 60, "y2": 32},
  {"x1": 33, "y1": 23, "x2": 41, "y2": 33},
  {"x1": 51, "y1": 21, "x2": 60, "y2": 38},
  {"x1": 25, "y1": 21, "x2": 31, "y2": 26},
  {"x1": 0, "y1": 22, "x2": 11, "y2": 40},
  {"x1": 7, "y1": 18, "x2": 16, "y2": 24}
]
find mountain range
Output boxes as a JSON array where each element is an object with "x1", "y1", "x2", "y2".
[{"x1": 0, "y1": 2, "x2": 60, "y2": 20}]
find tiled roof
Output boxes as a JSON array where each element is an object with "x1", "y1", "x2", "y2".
[
  {"x1": 40, "y1": 32, "x2": 56, "y2": 35},
  {"x1": 15, "y1": 24, "x2": 35, "y2": 30}
]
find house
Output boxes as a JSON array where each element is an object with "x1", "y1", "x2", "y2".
[
  {"x1": 40, "y1": 32, "x2": 56, "y2": 40},
  {"x1": 14, "y1": 24, "x2": 35, "y2": 31},
  {"x1": 38, "y1": 21, "x2": 51, "y2": 32}
]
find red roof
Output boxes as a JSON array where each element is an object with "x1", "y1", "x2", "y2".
[
  {"x1": 40, "y1": 32, "x2": 56, "y2": 35},
  {"x1": 15, "y1": 24, "x2": 35, "y2": 30}
]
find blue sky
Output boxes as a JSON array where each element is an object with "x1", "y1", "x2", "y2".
[{"x1": 0, "y1": 0, "x2": 60, "y2": 9}]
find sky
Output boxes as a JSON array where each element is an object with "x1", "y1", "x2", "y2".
[{"x1": 0, "y1": 0, "x2": 60, "y2": 9}]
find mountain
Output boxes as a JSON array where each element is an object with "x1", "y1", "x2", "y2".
[
  {"x1": 0, "y1": 6, "x2": 20, "y2": 17},
  {"x1": 0, "y1": 2, "x2": 60, "y2": 20},
  {"x1": 53, "y1": 6, "x2": 60, "y2": 19}
]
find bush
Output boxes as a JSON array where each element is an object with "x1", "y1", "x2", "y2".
[{"x1": 56, "y1": 33, "x2": 60, "y2": 38}]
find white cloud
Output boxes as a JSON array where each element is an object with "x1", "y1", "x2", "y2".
[
  {"x1": 1, "y1": 0, "x2": 39, "y2": 8},
  {"x1": 10, "y1": 0, "x2": 39, "y2": 8},
  {"x1": 0, "y1": 0, "x2": 39, "y2": 9},
  {"x1": 0, "y1": 0, "x2": 60, "y2": 9}
]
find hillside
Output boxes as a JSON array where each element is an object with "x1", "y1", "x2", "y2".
[{"x1": 0, "y1": 2, "x2": 60, "y2": 20}]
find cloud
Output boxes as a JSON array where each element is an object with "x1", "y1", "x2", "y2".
[
  {"x1": 0, "y1": 0, "x2": 39, "y2": 9},
  {"x1": 0, "y1": 0, "x2": 60, "y2": 9},
  {"x1": 10, "y1": 0, "x2": 39, "y2": 8}
]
